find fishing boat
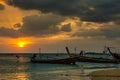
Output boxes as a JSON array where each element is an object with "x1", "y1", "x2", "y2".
[
  {"x1": 107, "y1": 47, "x2": 120, "y2": 59},
  {"x1": 66, "y1": 47, "x2": 120, "y2": 63},
  {"x1": 30, "y1": 51, "x2": 76, "y2": 64},
  {"x1": 76, "y1": 56, "x2": 120, "y2": 63}
]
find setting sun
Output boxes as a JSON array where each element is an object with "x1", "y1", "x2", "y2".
[
  {"x1": 9, "y1": 38, "x2": 32, "y2": 48},
  {"x1": 18, "y1": 42, "x2": 26, "y2": 48}
]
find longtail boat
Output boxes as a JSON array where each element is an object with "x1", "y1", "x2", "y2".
[
  {"x1": 30, "y1": 50, "x2": 76, "y2": 64},
  {"x1": 107, "y1": 47, "x2": 120, "y2": 59},
  {"x1": 76, "y1": 56, "x2": 119, "y2": 63},
  {"x1": 65, "y1": 47, "x2": 120, "y2": 63}
]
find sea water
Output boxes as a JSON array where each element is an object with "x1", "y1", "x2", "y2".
[{"x1": 0, "y1": 53, "x2": 120, "y2": 80}]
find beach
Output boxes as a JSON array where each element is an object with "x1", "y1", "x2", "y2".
[{"x1": 89, "y1": 69, "x2": 120, "y2": 80}]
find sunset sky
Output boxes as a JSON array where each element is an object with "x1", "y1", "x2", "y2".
[{"x1": 0, "y1": 0, "x2": 120, "y2": 53}]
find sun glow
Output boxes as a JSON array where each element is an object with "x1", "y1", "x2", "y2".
[
  {"x1": 18, "y1": 42, "x2": 25, "y2": 47},
  {"x1": 18, "y1": 42, "x2": 26, "y2": 48},
  {"x1": 0, "y1": 0, "x2": 6, "y2": 5},
  {"x1": 8, "y1": 38, "x2": 33, "y2": 48}
]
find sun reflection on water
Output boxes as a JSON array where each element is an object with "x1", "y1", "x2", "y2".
[
  {"x1": 15, "y1": 73, "x2": 30, "y2": 80},
  {"x1": 15, "y1": 62, "x2": 30, "y2": 80},
  {"x1": 17, "y1": 65, "x2": 27, "y2": 71},
  {"x1": 17, "y1": 57, "x2": 26, "y2": 63}
]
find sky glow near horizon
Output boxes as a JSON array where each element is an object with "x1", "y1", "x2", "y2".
[{"x1": 0, "y1": 0, "x2": 120, "y2": 53}]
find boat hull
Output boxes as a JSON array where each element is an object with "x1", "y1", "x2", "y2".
[
  {"x1": 76, "y1": 56, "x2": 120, "y2": 63},
  {"x1": 31, "y1": 57, "x2": 76, "y2": 64}
]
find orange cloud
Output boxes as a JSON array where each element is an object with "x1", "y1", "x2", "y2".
[{"x1": 0, "y1": 0, "x2": 5, "y2": 5}]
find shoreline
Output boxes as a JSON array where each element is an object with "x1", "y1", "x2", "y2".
[{"x1": 89, "y1": 68, "x2": 120, "y2": 80}]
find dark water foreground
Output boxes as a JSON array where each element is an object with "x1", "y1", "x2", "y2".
[{"x1": 0, "y1": 53, "x2": 120, "y2": 80}]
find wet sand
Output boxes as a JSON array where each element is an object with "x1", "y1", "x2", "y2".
[{"x1": 89, "y1": 69, "x2": 120, "y2": 80}]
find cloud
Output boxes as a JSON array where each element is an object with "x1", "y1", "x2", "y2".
[
  {"x1": 0, "y1": 4, "x2": 4, "y2": 10},
  {"x1": 72, "y1": 25, "x2": 120, "y2": 39},
  {"x1": 1, "y1": 14, "x2": 119, "y2": 39},
  {"x1": 6, "y1": 0, "x2": 120, "y2": 23},
  {"x1": 19, "y1": 14, "x2": 66, "y2": 37},
  {"x1": 0, "y1": 14, "x2": 68, "y2": 38},
  {"x1": 0, "y1": 27, "x2": 20, "y2": 38},
  {"x1": 61, "y1": 24, "x2": 71, "y2": 32}
]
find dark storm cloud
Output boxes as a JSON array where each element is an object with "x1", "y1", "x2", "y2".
[
  {"x1": 0, "y1": 14, "x2": 68, "y2": 38},
  {"x1": 6, "y1": 0, "x2": 120, "y2": 23},
  {"x1": 72, "y1": 25, "x2": 120, "y2": 39},
  {"x1": 0, "y1": 4, "x2": 5, "y2": 10},
  {"x1": 19, "y1": 15, "x2": 66, "y2": 37},
  {"x1": 0, "y1": 27, "x2": 20, "y2": 38}
]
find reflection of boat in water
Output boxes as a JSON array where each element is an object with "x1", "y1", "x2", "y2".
[{"x1": 66, "y1": 47, "x2": 120, "y2": 63}]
